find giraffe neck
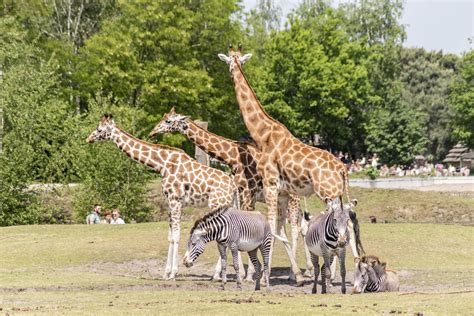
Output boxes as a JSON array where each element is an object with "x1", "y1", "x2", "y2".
[
  {"x1": 231, "y1": 63, "x2": 291, "y2": 145},
  {"x1": 111, "y1": 127, "x2": 171, "y2": 174},
  {"x1": 182, "y1": 119, "x2": 238, "y2": 166}
]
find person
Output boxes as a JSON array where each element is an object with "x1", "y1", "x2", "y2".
[
  {"x1": 371, "y1": 153, "x2": 379, "y2": 169},
  {"x1": 100, "y1": 210, "x2": 112, "y2": 224},
  {"x1": 111, "y1": 209, "x2": 125, "y2": 224},
  {"x1": 86, "y1": 204, "x2": 101, "y2": 224}
]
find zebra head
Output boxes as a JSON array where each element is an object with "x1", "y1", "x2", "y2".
[
  {"x1": 352, "y1": 257, "x2": 369, "y2": 294},
  {"x1": 326, "y1": 198, "x2": 350, "y2": 247},
  {"x1": 183, "y1": 227, "x2": 209, "y2": 268}
]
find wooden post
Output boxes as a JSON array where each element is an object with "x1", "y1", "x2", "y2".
[{"x1": 194, "y1": 120, "x2": 209, "y2": 166}]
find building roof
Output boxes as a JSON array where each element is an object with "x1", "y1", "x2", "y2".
[{"x1": 442, "y1": 143, "x2": 470, "y2": 163}]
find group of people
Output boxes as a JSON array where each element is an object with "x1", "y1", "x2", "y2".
[
  {"x1": 336, "y1": 151, "x2": 471, "y2": 177},
  {"x1": 86, "y1": 204, "x2": 125, "y2": 225}
]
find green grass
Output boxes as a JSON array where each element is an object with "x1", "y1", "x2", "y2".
[
  {"x1": 1, "y1": 222, "x2": 473, "y2": 314},
  {"x1": 147, "y1": 180, "x2": 474, "y2": 224}
]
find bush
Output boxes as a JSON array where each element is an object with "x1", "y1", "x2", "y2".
[{"x1": 364, "y1": 166, "x2": 380, "y2": 180}]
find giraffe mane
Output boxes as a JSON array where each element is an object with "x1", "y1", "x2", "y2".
[
  {"x1": 117, "y1": 127, "x2": 187, "y2": 154},
  {"x1": 234, "y1": 61, "x2": 292, "y2": 132},
  {"x1": 190, "y1": 206, "x2": 230, "y2": 234}
]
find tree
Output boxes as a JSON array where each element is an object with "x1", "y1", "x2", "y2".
[
  {"x1": 400, "y1": 48, "x2": 458, "y2": 161},
  {"x1": 365, "y1": 99, "x2": 429, "y2": 165},
  {"x1": 450, "y1": 50, "x2": 474, "y2": 148},
  {"x1": 253, "y1": 3, "x2": 374, "y2": 151}
]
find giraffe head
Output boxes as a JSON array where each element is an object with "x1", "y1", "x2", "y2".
[
  {"x1": 218, "y1": 43, "x2": 252, "y2": 75},
  {"x1": 326, "y1": 198, "x2": 351, "y2": 248},
  {"x1": 87, "y1": 114, "x2": 115, "y2": 143},
  {"x1": 149, "y1": 107, "x2": 189, "y2": 137}
]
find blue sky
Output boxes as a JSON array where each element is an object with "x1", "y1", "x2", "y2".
[{"x1": 242, "y1": 0, "x2": 473, "y2": 55}]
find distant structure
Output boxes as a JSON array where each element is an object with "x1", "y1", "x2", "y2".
[
  {"x1": 194, "y1": 120, "x2": 209, "y2": 166},
  {"x1": 443, "y1": 143, "x2": 472, "y2": 168}
]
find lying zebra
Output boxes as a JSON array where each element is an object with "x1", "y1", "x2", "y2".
[
  {"x1": 352, "y1": 255, "x2": 399, "y2": 293},
  {"x1": 305, "y1": 199, "x2": 352, "y2": 294},
  {"x1": 183, "y1": 206, "x2": 271, "y2": 291}
]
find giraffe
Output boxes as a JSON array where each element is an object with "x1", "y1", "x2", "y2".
[
  {"x1": 86, "y1": 114, "x2": 236, "y2": 280},
  {"x1": 149, "y1": 107, "x2": 314, "y2": 281},
  {"x1": 218, "y1": 44, "x2": 363, "y2": 279}
]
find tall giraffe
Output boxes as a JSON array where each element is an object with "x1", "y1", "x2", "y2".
[
  {"x1": 87, "y1": 114, "x2": 236, "y2": 280},
  {"x1": 150, "y1": 107, "x2": 314, "y2": 281},
  {"x1": 218, "y1": 45, "x2": 363, "y2": 275}
]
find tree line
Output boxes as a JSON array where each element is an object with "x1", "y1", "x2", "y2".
[{"x1": 0, "y1": 0, "x2": 472, "y2": 226}]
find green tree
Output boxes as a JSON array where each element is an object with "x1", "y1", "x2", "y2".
[
  {"x1": 450, "y1": 50, "x2": 474, "y2": 148},
  {"x1": 254, "y1": 3, "x2": 374, "y2": 150},
  {"x1": 400, "y1": 48, "x2": 458, "y2": 161}
]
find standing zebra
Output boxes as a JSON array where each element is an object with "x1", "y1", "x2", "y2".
[
  {"x1": 305, "y1": 199, "x2": 351, "y2": 294},
  {"x1": 183, "y1": 206, "x2": 272, "y2": 291},
  {"x1": 352, "y1": 255, "x2": 399, "y2": 293}
]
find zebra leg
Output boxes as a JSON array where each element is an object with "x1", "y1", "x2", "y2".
[
  {"x1": 261, "y1": 234, "x2": 272, "y2": 291},
  {"x1": 339, "y1": 249, "x2": 347, "y2": 294},
  {"x1": 311, "y1": 253, "x2": 319, "y2": 294},
  {"x1": 218, "y1": 244, "x2": 227, "y2": 290},
  {"x1": 321, "y1": 255, "x2": 332, "y2": 294},
  {"x1": 329, "y1": 255, "x2": 337, "y2": 286},
  {"x1": 248, "y1": 249, "x2": 261, "y2": 291},
  {"x1": 230, "y1": 244, "x2": 242, "y2": 289}
]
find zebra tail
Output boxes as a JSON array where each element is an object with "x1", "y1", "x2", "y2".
[{"x1": 349, "y1": 210, "x2": 365, "y2": 255}]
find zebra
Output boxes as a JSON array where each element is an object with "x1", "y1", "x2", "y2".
[
  {"x1": 300, "y1": 199, "x2": 363, "y2": 285},
  {"x1": 352, "y1": 255, "x2": 399, "y2": 293},
  {"x1": 183, "y1": 206, "x2": 272, "y2": 291},
  {"x1": 305, "y1": 198, "x2": 351, "y2": 294}
]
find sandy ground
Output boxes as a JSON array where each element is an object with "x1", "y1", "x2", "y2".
[{"x1": 77, "y1": 258, "x2": 471, "y2": 295}]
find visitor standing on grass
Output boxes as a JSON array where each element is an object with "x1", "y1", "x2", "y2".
[
  {"x1": 86, "y1": 204, "x2": 101, "y2": 224},
  {"x1": 111, "y1": 209, "x2": 125, "y2": 224}
]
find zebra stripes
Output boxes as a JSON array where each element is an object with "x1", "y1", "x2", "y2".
[
  {"x1": 183, "y1": 206, "x2": 272, "y2": 291},
  {"x1": 305, "y1": 199, "x2": 350, "y2": 294},
  {"x1": 352, "y1": 256, "x2": 400, "y2": 293}
]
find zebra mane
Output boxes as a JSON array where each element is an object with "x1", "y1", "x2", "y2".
[{"x1": 190, "y1": 206, "x2": 231, "y2": 233}]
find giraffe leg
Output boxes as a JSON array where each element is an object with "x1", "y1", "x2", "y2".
[
  {"x1": 168, "y1": 200, "x2": 182, "y2": 280},
  {"x1": 163, "y1": 226, "x2": 174, "y2": 280},
  {"x1": 275, "y1": 194, "x2": 304, "y2": 286},
  {"x1": 288, "y1": 197, "x2": 300, "y2": 281},
  {"x1": 303, "y1": 241, "x2": 314, "y2": 278},
  {"x1": 262, "y1": 182, "x2": 278, "y2": 279}
]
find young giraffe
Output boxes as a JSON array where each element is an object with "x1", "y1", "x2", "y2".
[
  {"x1": 86, "y1": 114, "x2": 236, "y2": 280},
  {"x1": 218, "y1": 45, "x2": 363, "y2": 278},
  {"x1": 149, "y1": 107, "x2": 314, "y2": 281}
]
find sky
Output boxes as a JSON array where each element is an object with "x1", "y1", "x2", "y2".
[{"x1": 242, "y1": 0, "x2": 473, "y2": 55}]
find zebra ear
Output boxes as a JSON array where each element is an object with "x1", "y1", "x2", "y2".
[{"x1": 351, "y1": 199, "x2": 358, "y2": 208}]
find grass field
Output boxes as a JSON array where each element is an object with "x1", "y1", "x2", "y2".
[{"x1": 1, "y1": 220, "x2": 473, "y2": 314}]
